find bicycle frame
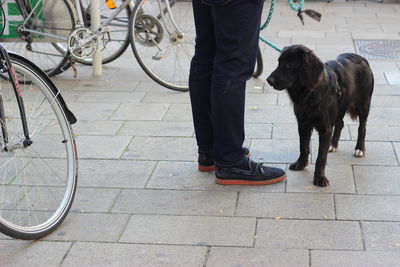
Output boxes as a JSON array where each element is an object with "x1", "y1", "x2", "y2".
[
  {"x1": 0, "y1": 43, "x2": 32, "y2": 151},
  {"x1": 12, "y1": 0, "x2": 183, "y2": 45}
]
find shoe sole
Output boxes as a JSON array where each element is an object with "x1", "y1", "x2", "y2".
[
  {"x1": 215, "y1": 174, "x2": 287, "y2": 186},
  {"x1": 198, "y1": 165, "x2": 216, "y2": 172},
  {"x1": 198, "y1": 153, "x2": 250, "y2": 173}
]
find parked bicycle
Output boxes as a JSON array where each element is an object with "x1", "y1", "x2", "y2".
[
  {"x1": 0, "y1": 42, "x2": 78, "y2": 240},
  {"x1": 0, "y1": 0, "x2": 195, "y2": 91}
]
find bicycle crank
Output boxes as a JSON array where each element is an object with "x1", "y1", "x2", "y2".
[{"x1": 68, "y1": 28, "x2": 99, "y2": 60}]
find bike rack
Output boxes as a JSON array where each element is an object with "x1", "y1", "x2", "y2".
[{"x1": 91, "y1": 0, "x2": 102, "y2": 76}]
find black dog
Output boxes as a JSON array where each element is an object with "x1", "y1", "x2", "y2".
[{"x1": 267, "y1": 45, "x2": 374, "y2": 187}]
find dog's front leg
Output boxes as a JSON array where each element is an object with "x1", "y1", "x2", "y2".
[
  {"x1": 313, "y1": 130, "x2": 332, "y2": 187},
  {"x1": 290, "y1": 124, "x2": 312, "y2": 171}
]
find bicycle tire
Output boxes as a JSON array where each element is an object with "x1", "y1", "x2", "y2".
[
  {"x1": 0, "y1": 0, "x2": 75, "y2": 77},
  {"x1": 77, "y1": 0, "x2": 131, "y2": 65},
  {"x1": 129, "y1": 0, "x2": 195, "y2": 92},
  {"x1": 252, "y1": 45, "x2": 263, "y2": 78},
  {"x1": 0, "y1": 53, "x2": 78, "y2": 240}
]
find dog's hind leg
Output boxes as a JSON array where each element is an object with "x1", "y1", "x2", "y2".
[{"x1": 354, "y1": 112, "x2": 368, "y2": 157}]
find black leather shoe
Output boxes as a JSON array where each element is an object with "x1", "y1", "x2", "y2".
[
  {"x1": 198, "y1": 148, "x2": 250, "y2": 172},
  {"x1": 215, "y1": 158, "x2": 286, "y2": 185}
]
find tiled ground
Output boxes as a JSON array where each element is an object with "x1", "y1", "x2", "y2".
[{"x1": 1, "y1": 1, "x2": 400, "y2": 266}]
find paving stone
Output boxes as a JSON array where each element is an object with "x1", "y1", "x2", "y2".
[
  {"x1": 354, "y1": 166, "x2": 400, "y2": 195},
  {"x1": 45, "y1": 213, "x2": 129, "y2": 242},
  {"x1": 311, "y1": 250, "x2": 400, "y2": 267},
  {"x1": 371, "y1": 95, "x2": 400, "y2": 107},
  {"x1": 350, "y1": 125, "x2": 400, "y2": 142},
  {"x1": 362, "y1": 107, "x2": 400, "y2": 125},
  {"x1": 246, "y1": 93, "x2": 278, "y2": 105},
  {"x1": 207, "y1": 248, "x2": 309, "y2": 267},
  {"x1": 70, "y1": 120, "x2": 123, "y2": 135},
  {"x1": 278, "y1": 30, "x2": 325, "y2": 38},
  {"x1": 373, "y1": 85, "x2": 400, "y2": 95},
  {"x1": 336, "y1": 195, "x2": 400, "y2": 221},
  {"x1": 385, "y1": 72, "x2": 400, "y2": 85},
  {"x1": 71, "y1": 188, "x2": 120, "y2": 213},
  {"x1": 250, "y1": 139, "x2": 300, "y2": 163},
  {"x1": 311, "y1": 141, "x2": 397, "y2": 166},
  {"x1": 75, "y1": 135, "x2": 132, "y2": 159},
  {"x1": 112, "y1": 189, "x2": 237, "y2": 216},
  {"x1": 246, "y1": 105, "x2": 296, "y2": 124},
  {"x1": 286, "y1": 165, "x2": 356, "y2": 194},
  {"x1": 117, "y1": 121, "x2": 194, "y2": 137},
  {"x1": 110, "y1": 103, "x2": 170, "y2": 121},
  {"x1": 75, "y1": 80, "x2": 139, "y2": 92},
  {"x1": 134, "y1": 81, "x2": 172, "y2": 92},
  {"x1": 362, "y1": 221, "x2": 400, "y2": 251},
  {"x1": 78, "y1": 159, "x2": 156, "y2": 188},
  {"x1": 0, "y1": 240, "x2": 71, "y2": 266},
  {"x1": 256, "y1": 219, "x2": 363, "y2": 250},
  {"x1": 236, "y1": 192, "x2": 335, "y2": 219},
  {"x1": 394, "y1": 142, "x2": 400, "y2": 163},
  {"x1": 245, "y1": 123, "x2": 272, "y2": 139},
  {"x1": 163, "y1": 104, "x2": 193, "y2": 122},
  {"x1": 141, "y1": 91, "x2": 190, "y2": 104},
  {"x1": 62, "y1": 242, "x2": 207, "y2": 267},
  {"x1": 120, "y1": 215, "x2": 256, "y2": 246},
  {"x1": 147, "y1": 161, "x2": 286, "y2": 193},
  {"x1": 76, "y1": 92, "x2": 146, "y2": 103},
  {"x1": 272, "y1": 123, "x2": 351, "y2": 140},
  {"x1": 68, "y1": 103, "x2": 120, "y2": 120},
  {"x1": 122, "y1": 137, "x2": 197, "y2": 161}
]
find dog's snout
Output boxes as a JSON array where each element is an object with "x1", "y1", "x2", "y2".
[{"x1": 267, "y1": 75, "x2": 275, "y2": 86}]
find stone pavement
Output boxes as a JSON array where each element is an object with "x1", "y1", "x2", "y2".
[{"x1": 1, "y1": 1, "x2": 400, "y2": 266}]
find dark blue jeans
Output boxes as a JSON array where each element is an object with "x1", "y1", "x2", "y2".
[{"x1": 189, "y1": 0, "x2": 264, "y2": 166}]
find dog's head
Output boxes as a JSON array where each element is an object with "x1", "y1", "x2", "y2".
[{"x1": 267, "y1": 45, "x2": 324, "y2": 91}]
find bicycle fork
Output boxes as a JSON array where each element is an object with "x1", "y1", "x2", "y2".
[{"x1": 0, "y1": 44, "x2": 32, "y2": 152}]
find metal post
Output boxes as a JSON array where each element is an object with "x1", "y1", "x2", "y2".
[{"x1": 91, "y1": 0, "x2": 102, "y2": 76}]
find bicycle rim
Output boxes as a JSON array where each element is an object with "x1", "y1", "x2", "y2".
[
  {"x1": 78, "y1": 0, "x2": 131, "y2": 65},
  {"x1": 129, "y1": 0, "x2": 195, "y2": 91},
  {"x1": 0, "y1": 0, "x2": 75, "y2": 77},
  {"x1": 0, "y1": 54, "x2": 78, "y2": 240}
]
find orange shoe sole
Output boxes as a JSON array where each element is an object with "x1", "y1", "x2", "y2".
[
  {"x1": 198, "y1": 165, "x2": 216, "y2": 172},
  {"x1": 215, "y1": 174, "x2": 286, "y2": 186}
]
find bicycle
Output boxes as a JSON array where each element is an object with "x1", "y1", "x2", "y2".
[
  {"x1": 0, "y1": 0, "x2": 195, "y2": 92},
  {"x1": 0, "y1": 42, "x2": 78, "y2": 240}
]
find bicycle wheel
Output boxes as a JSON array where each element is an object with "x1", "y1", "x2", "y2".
[
  {"x1": 0, "y1": 0, "x2": 75, "y2": 77},
  {"x1": 129, "y1": 0, "x2": 195, "y2": 92},
  {"x1": 253, "y1": 45, "x2": 263, "y2": 78},
  {"x1": 0, "y1": 53, "x2": 78, "y2": 240},
  {"x1": 77, "y1": 0, "x2": 131, "y2": 65}
]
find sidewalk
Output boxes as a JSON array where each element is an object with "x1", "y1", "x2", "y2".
[{"x1": 1, "y1": 1, "x2": 400, "y2": 266}]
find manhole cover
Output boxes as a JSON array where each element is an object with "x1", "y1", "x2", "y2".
[{"x1": 354, "y1": 39, "x2": 400, "y2": 60}]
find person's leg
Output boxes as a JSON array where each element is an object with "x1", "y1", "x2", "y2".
[
  {"x1": 211, "y1": 0, "x2": 264, "y2": 166},
  {"x1": 189, "y1": 0, "x2": 216, "y2": 156}
]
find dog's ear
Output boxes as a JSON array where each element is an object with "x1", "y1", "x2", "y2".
[{"x1": 298, "y1": 50, "x2": 324, "y2": 90}]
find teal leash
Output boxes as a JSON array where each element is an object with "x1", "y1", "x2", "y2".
[{"x1": 259, "y1": 0, "x2": 311, "y2": 53}]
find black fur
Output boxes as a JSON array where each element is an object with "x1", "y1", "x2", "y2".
[{"x1": 267, "y1": 45, "x2": 374, "y2": 187}]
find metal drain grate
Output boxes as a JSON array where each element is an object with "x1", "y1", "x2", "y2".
[{"x1": 354, "y1": 39, "x2": 400, "y2": 60}]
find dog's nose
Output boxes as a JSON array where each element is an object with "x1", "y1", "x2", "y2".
[{"x1": 266, "y1": 76, "x2": 275, "y2": 85}]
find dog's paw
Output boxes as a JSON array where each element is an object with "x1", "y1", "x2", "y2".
[
  {"x1": 289, "y1": 161, "x2": 307, "y2": 171},
  {"x1": 328, "y1": 145, "x2": 336, "y2": 153},
  {"x1": 353, "y1": 149, "x2": 365, "y2": 157},
  {"x1": 313, "y1": 176, "x2": 330, "y2": 187}
]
